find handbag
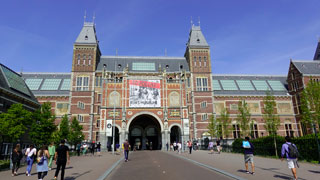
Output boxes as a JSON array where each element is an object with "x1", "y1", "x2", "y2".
[{"x1": 37, "y1": 156, "x2": 45, "y2": 165}]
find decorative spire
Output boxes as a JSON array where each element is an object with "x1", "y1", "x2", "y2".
[
  {"x1": 84, "y1": 10, "x2": 87, "y2": 24},
  {"x1": 190, "y1": 16, "x2": 193, "y2": 28},
  {"x1": 93, "y1": 12, "x2": 96, "y2": 23},
  {"x1": 198, "y1": 16, "x2": 201, "y2": 27}
]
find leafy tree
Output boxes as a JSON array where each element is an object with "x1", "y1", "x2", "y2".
[
  {"x1": 29, "y1": 102, "x2": 57, "y2": 147},
  {"x1": 68, "y1": 117, "x2": 84, "y2": 147},
  {"x1": 217, "y1": 108, "x2": 231, "y2": 141},
  {"x1": 56, "y1": 114, "x2": 70, "y2": 143},
  {"x1": 237, "y1": 100, "x2": 251, "y2": 137},
  {"x1": 207, "y1": 115, "x2": 218, "y2": 139},
  {"x1": 263, "y1": 91, "x2": 280, "y2": 157}
]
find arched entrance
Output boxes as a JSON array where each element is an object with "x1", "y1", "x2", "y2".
[
  {"x1": 107, "y1": 127, "x2": 119, "y2": 151},
  {"x1": 170, "y1": 125, "x2": 181, "y2": 144},
  {"x1": 129, "y1": 114, "x2": 162, "y2": 150}
]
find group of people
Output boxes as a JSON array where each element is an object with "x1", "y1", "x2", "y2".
[
  {"x1": 243, "y1": 136, "x2": 299, "y2": 180},
  {"x1": 208, "y1": 139, "x2": 222, "y2": 154},
  {"x1": 11, "y1": 139, "x2": 70, "y2": 180},
  {"x1": 76, "y1": 141, "x2": 101, "y2": 156}
]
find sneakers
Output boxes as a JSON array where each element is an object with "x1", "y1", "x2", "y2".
[
  {"x1": 246, "y1": 171, "x2": 250, "y2": 174},
  {"x1": 251, "y1": 172, "x2": 255, "y2": 175}
]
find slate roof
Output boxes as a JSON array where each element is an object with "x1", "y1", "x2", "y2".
[
  {"x1": 291, "y1": 60, "x2": 320, "y2": 75},
  {"x1": 22, "y1": 73, "x2": 71, "y2": 96},
  {"x1": 75, "y1": 22, "x2": 98, "y2": 44},
  {"x1": 212, "y1": 74, "x2": 289, "y2": 96},
  {"x1": 187, "y1": 25, "x2": 209, "y2": 48},
  {"x1": 97, "y1": 56, "x2": 190, "y2": 73},
  {"x1": 313, "y1": 41, "x2": 320, "y2": 60},
  {"x1": 0, "y1": 64, "x2": 39, "y2": 105}
]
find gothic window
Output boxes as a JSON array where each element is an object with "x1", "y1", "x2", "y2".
[
  {"x1": 88, "y1": 55, "x2": 92, "y2": 65},
  {"x1": 83, "y1": 55, "x2": 86, "y2": 65},
  {"x1": 196, "y1": 77, "x2": 208, "y2": 91},
  {"x1": 169, "y1": 91, "x2": 180, "y2": 107},
  {"x1": 233, "y1": 124, "x2": 240, "y2": 138},
  {"x1": 76, "y1": 76, "x2": 89, "y2": 91},
  {"x1": 199, "y1": 56, "x2": 202, "y2": 67},
  {"x1": 77, "y1": 115, "x2": 84, "y2": 122},
  {"x1": 285, "y1": 123, "x2": 294, "y2": 137},
  {"x1": 109, "y1": 91, "x2": 120, "y2": 107},
  {"x1": 77, "y1": 101, "x2": 85, "y2": 109},
  {"x1": 204, "y1": 56, "x2": 207, "y2": 67},
  {"x1": 201, "y1": 113, "x2": 208, "y2": 121},
  {"x1": 77, "y1": 54, "x2": 80, "y2": 65},
  {"x1": 194, "y1": 56, "x2": 197, "y2": 66},
  {"x1": 250, "y1": 122, "x2": 259, "y2": 139},
  {"x1": 201, "y1": 101, "x2": 207, "y2": 108}
]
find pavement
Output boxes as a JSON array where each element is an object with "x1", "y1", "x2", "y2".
[
  {"x1": 166, "y1": 149, "x2": 320, "y2": 180},
  {"x1": 0, "y1": 152, "x2": 122, "y2": 180}
]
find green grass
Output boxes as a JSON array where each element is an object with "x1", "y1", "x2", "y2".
[{"x1": 0, "y1": 160, "x2": 10, "y2": 170}]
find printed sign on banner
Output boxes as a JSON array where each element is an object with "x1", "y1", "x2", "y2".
[
  {"x1": 106, "y1": 120, "x2": 112, "y2": 137},
  {"x1": 183, "y1": 119, "x2": 190, "y2": 135},
  {"x1": 129, "y1": 80, "x2": 161, "y2": 107}
]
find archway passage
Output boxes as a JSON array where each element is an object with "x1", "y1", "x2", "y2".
[
  {"x1": 170, "y1": 126, "x2": 181, "y2": 144},
  {"x1": 129, "y1": 114, "x2": 162, "y2": 150}
]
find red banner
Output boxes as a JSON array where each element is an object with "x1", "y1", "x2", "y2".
[{"x1": 129, "y1": 80, "x2": 160, "y2": 89}]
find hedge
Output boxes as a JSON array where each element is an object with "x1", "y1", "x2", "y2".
[
  {"x1": 0, "y1": 160, "x2": 10, "y2": 170},
  {"x1": 232, "y1": 134, "x2": 320, "y2": 162}
]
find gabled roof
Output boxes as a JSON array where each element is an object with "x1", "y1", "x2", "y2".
[
  {"x1": 0, "y1": 64, "x2": 39, "y2": 106},
  {"x1": 187, "y1": 25, "x2": 209, "y2": 48},
  {"x1": 291, "y1": 60, "x2": 320, "y2": 75},
  {"x1": 22, "y1": 73, "x2": 71, "y2": 96},
  {"x1": 212, "y1": 74, "x2": 289, "y2": 96},
  {"x1": 313, "y1": 40, "x2": 320, "y2": 60},
  {"x1": 96, "y1": 56, "x2": 190, "y2": 73},
  {"x1": 75, "y1": 22, "x2": 98, "y2": 44}
]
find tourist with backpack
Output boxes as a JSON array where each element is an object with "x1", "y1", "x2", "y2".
[{"x1": 281, "y1": 136, "x2": 299, "y2": 180}]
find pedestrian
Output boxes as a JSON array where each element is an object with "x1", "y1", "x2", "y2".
[
  {"x1": 91, "y1": 141, "x2": 96, "y2": 156},
  {"x1": 11, "y1": 144, "x2": 23, "y2": 176},
  {"x1": 243, "y1": 137, "x2": 255, "y2": 175},
  {"x1": 82, "y1": 143, "x2": 88, "y2": 155},
  {"x1": 48, "y1": 142, "x2": 56, "y2": 170},
  {"x1": 97, "y1": 142, "x2": 101, "y2": 156},
  {"x1": 166, "y1": 142, "x2": 169, "y2": 151},
  {"x1": 281, "y1": 136, "x2": 299, "y2": 180},
  {"x1": 188, "y1": 140, "x2": 192, "y2": 154},
  {"x1": 37, "y1": 145, "x2": 50, "y2": 180},
  {"x1": 197, "y1": 142, "x2": 200, "y2": 150},
  {"x1": 216, "y1": 139, "x2": 221, "y2": 154},
  {"x1": 177, "y1": 142, "x2": 182, "y2": 154},
  {"x1": 54, "y1": 139, "x2": 70, "y2": 180},
  {"x1": 170, "y1": 143, "x2": 173, "y2": 151},
  {"x1": 123, "y1": 139, "x2": 130, "y2": 162},
  {"x1": 173, "y1": 141, "x2": 177, "y2": 151},
  {"x1": 76, "y1": 143, "x2": 81, "y2": 156},
  {"x1": 25, "y1": 144, "x2": 36, "y2": 176},
  {"x1": 208, "y1": 141, "x2": 214, "y2": 154}
]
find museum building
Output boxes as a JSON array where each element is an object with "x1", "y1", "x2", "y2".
[{"x1": 21, "y1": 21, "x2": 320, "y2": 150}]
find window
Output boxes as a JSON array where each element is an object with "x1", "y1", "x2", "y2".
[
  {"x1": 88, "y1": 55, "x2": 92, "y2": 65},
  {"x1": 77, "y1": 54, "x2": 80, "y2": 65},
  {"x1": 77, "y1": 115, "x2": 84, "y2": 122},
  {"x1": 194, "y1": 56, "x2": 197, "y2": 66},
  {"x1": 95, "y1": 76, "x2": 102, "y2": 87},
  {"x1": 250, "y1": 123, "x2": 259, "y2": 139},
  {"x1": 230, "y1": 104, "x2": 238, "y2": 110},
  {"x1": 196, "y1": 77, "x2": 208, "y2": 91},
  {"x1": 201, "y1": 114, "x2": 208, "y2": 121},
  {"x1": 96, "y1": 120, "x2": 100, "y2": 128},
  {"x1": 132, "y1": 62, "x2": 155, "y2": 71},
  {"x1": 77, "y1": 101, "x2": 85, "y2": 109},
  {"x1": 201, "y1": 101, "x2": 207, "y2": 108},
  {"x1": 199, "y1": 56, "x2": 202, "y2": 67},
  {"x1": 97, "y1": 106, "x2": 101, "y2": 114},
  {"x1": 285, "y1": 123, "x2": 294, "y2": 137},
  {"x1": 97, "y1": 94, "x2": 102, "y2": 102},
  {"x1": 41, "y1": 79, "x2": 61, "y2": 90},
  {"x1": 187, "y1": 77, "x2": 190, "y2": 87},
  {"x1": 204, "y1": 56, "x2": 207, "y2": 67},
  {"x1": 96, "y1": 132, "x2": 99, "y2": 141},
  {"x1": 233, "y1": 124, "x2": 240, "y2": 138},
  {"x1": 76, "y1": 76, "x2": 89, "y2": 91}
]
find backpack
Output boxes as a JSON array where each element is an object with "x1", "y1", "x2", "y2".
[
  {"x1": 287, "y1": 143, "x2": 299, "y2": 158},
  {"x1": 37, "y1": 156, "x2": 45, "y2": 165}
]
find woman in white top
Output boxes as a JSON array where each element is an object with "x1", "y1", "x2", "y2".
[{"x1": 25, "y1": 144, "x2": 36, "y2": 176}]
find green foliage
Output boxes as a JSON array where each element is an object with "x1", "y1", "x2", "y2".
[
  {"x1": 237, "y1": 100, "x2": 251, "y2": 137},
  {"x1": 232, "y1": 134, "x2": 320, "y2": 162},
  {"x1": 300, "y1": 79, "x2": 320, "y2": 126},
  {"x1": 207, "y1": 115, "x2": 217, "y2": 138},
  {"x1": 217, "y1": 108, "x2": 231, "y2": 139},
  {"x1": 0, "y1": 104, "x2": 32, "y2": 142},
  {"x1": 68, "y1": 117, "x2": 84, "y2": 146},
  {"x1": 55, "y1": 114, "x2": 70, "y2": 143},
  {"x1": 0, "y1": 160, "x2": 10, "y2": 170},
  {"x1": 29, "y1": 102, "x2": 57, "y2": 147},
  {"x1": 263, "y1": 91, "x2": 280, "y2": 135}
]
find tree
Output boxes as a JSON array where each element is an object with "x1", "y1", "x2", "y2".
[
  {"x1": 263, "y1": 91, "x2": 280, "y2": 157},
  {"x1": 68, "y1": 117, "x2": 84, "y2": 147},
  {"x1": 217, "y1": 108, "x2": 231, "y2": 142},
  {"x1": 207, "y1": 115, "x2": 219, "y2": 139},
  {"x1": 237, "y1": 100, "x2": 251, "y2": 137},
  {"x1": 29, "y1": 102, "x2": 57, "y2": 147},
  {"x1": 56, "y1": 114, "x2": 70, "y2": 143}
]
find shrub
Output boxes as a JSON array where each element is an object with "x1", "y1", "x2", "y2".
[{"x1": 0, "y1": 160, "x2": 10, "y2": 170}]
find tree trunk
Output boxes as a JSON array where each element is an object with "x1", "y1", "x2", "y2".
[{"x1": 273, "y1": 134, "x2": 278, "y2": 158}]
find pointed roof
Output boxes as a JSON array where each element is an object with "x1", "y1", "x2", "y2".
[
  {"x1": 187, "y1": 25, "x2": 209, "y2": 48},
  {"x1": 291, "y1": 60, "x2": 320, "y2": 75},
  {"x1": 313, "y1": 40, "x2": 320, "y2": 60},
  {"x1": 75, "y1": 22, "x2": 98, "y2": 44}
]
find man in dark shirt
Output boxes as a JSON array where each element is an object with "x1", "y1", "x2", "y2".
[
  {"x1": 243, "y1": 137, "x2": 255, "y2": 175},
  {"x1": 123, "y1": 139, "x2": 130, "y2": 162},
  {"x1": 54, "y1": 139, "x2": 70, "y2": 180}
]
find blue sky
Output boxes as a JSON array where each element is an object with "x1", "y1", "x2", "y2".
[{"x1": 1, "y1": 0, "x2": 320, "y2": 75}]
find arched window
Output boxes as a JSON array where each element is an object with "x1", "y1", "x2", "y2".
[
  {"x1": 168, "y1": 91, "x2": 180, "y2": 107},
  {"x1": 109, "y1": 91, "x2": 120, "y2": 107}
]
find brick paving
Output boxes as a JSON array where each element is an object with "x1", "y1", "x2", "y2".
[
  {"x1": 0, "y1": 152, "x2": 122, "y2": 180},
  {"x1": 167, "y1": 149, "x2": 320, "y2": 180}
]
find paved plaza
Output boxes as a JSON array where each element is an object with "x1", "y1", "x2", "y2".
[{"x1": 0, "y1": 150, "x2": 319, "y2": 180}]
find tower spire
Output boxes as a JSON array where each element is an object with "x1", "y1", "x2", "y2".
[
  {"x1": 93, "y1": 12, "x2": 96, "y2": 23},
  {"x1": 84, "y1": 10, "x2": 87, "y2": 24},
  {"x1": 190, "y1": 16, "x2": 193, "y2": 28},
  {"x1": 198, "y1": 16, "x2": 201, "y2": 27}
]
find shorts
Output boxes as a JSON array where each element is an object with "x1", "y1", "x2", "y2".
[
  {"x1": 287, "y1": 159, "x2": 297, "y2": 169},
  {"x1": 97, "y1": 148, "x2": 101, "y2": 152},
  {"x1": 244, "y1": 154, "x2": 254, "y2": 163}
]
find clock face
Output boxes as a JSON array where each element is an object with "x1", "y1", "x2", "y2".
[{"x1": 107, "y1": 123, "x2": 112, "y2": 128}]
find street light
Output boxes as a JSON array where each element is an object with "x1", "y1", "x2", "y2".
[
  {"x1": 179, "y1": 64, "x2": 185, "y2": 153},
  {"x1": 112, "y1": 62, "x2": 122, "y2": 155},
  {"x1": 310, "y1": 111, "x2": 320, "y2": 163},
  {"x1": 103, "y1": 64, "x2": 107, "y2": 150}
]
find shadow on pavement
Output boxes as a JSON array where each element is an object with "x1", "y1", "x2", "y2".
[
  {"x1": 308, "y1": 170, "x2": 320, "y2": 174},
  {"x1": 237, "y1": 169, "x2": 248, "y2": 173},
  {"x1": 64, "y1": 170, "x2": 92, "y2": 180},
  {"x1": 273, "y1": 174, "x2": 291, "y2": 179}
]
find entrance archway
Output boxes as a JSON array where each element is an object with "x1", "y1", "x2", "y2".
[
  {"x1": 170, "y1": 125, "x2": 181, "y2": 144},
  {"x1": 107, "y1": 126, "x2": 119, "y2": 151},
  {"x1": 129, "y1": 114, "x2": 162, "y2": 150}
]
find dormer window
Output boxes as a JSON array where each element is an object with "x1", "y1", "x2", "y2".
[
  {"x1": 85, "y1": 35, "x2": 88, "y2": 40},
  {"x1": 197, "y1": 38, "x2": 200, "y2": 43}
]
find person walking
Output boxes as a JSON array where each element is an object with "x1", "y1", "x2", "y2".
[
  {"x1": 11, "y1": 144, "x2": 23, "y2": 176},
  {"x1": 188, "y1": 140, "x2": 192, "y2": 154},
  {"x1": 36, "y1": 145, "x2": 50, "y2": 180},
  {"x1": 123, "y1": 139, "x2": 130, "y2": 162},
  {"x1": 208, "y1": 141, "x2": 214, "y2": 154},
  {"x1": 173, "y1": 141, "x2": 177, "y2": 151},
  {"x1": 177, "y1": 142, "x2": 182, "y2": 154},
  {"x1": 243, "y1": 137, "x2": 255, "y2": 175},
  {"x1": 90, "y1": 141, "x2": 96, "y2": 156},
  {"x1": 54, "y1": 140, "x2": 70, "y2": 180},
  {"x1": 25, "y1": 144, "x2": 36, "y2": 176},
  {"x1": 76, "y1": 143, "x2": 81, "y2": 156},
  {"x1": 48, "y1": 142, "x2": 56, "y2": 170},
  {"x1": 216, "y1": 139, "x2": 221, "y2": 154},
  {"x1": 97, "y1": 142, "x2": 101, "y2": 156},
  {"x1": 281, "y1": 136, "x2": 299, "y2": 180},
  {"x1": 166, "y1": 142, "x2": 169, "y2": 151}
]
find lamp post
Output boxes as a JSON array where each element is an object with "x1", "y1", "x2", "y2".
[
  {"x1": 179, "y1": 64, "x2": 185, "y2": 153},
  {"x1": 310, "y1": 111, "x2": 320, "y2": 163},
  {"x1": 103, "y1": 64, "x2": 107, "y2": 150},
  {"x1": 112, "y1": 62, "x2": 121, "y2": 155}
]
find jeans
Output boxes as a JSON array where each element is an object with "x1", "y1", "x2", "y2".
[
  {"x1": 26, "y1": 156, "x2": 33, "y2": 174},
  {"x1": 48, "y1": 155, "x2": 54, "y2": 168},
  {"x1": 124, "y1": 150, "x2": 129, "y2": 160},
  {"x1": 38, "y1": 171, "x2": 48, "y2": 179},
  {"x1": 55, "y1": 161, "x2": 67, "y2": 180},
  {"x1": 12, "y1": 161, "x2": 20, "y2": 174}
]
